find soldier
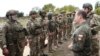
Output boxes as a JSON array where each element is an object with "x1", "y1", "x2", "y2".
[
  {"x1": 27, "y1": 10, "x2": 42, "y2": 56},
  {"x1": 39, "y1": 10, "x2": 48, "y2": 56},
  {"x1": 66, "y1": 13, "x2": 73, "y2": 39},
  {"x1": 53, "y1": 14, "x2": 59, "y2": 48},
  {"x1": 68, "y1": 10, "x2": 92, "y2": 56},
  {"x1": 47, "y1": 12, "x2": 57, "y2": 53},
  {"x1": 83, "y1": 3, "x2": 100, "y2": 56},
  {"x1": 3, "y1": 10, "x2": 27, "y2": 56},
  {"x1": 61, "y1": 12, "x2": 67, "y2": 41},
  {"x1": 57, "y1": 14, "x2": 63, "y2": 44}
]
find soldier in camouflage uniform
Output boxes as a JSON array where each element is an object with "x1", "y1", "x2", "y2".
[
  {"x1": 3, "y1": 10, "x2": 27, "y2": 56},
  {"x1": 66, "y1": 13, "x2": 73, "y2": 39},
  {"x1": 53, "y1": 14, "x2": 59, "y2": 48},
  {"x1": 57, "y1": 14, "x2": 64, "y2": 44},
  {"x1": 27, "y1": 10, "x2": 42, "y2": 56},
  {"x1": 39, "y1": 10, "x2": 48, "y2": 56},
  {"x1": 61, "y1": 12, "x2": 67, "y2": 41},
  {"x1": 48, "y1": 12, "x2": 57, "y2": 53},
  {"x1": 83, "y1": 3, "x2": 100, "y2": 56},
  {"x1": 68, "y1": 10, "x2": 92, "y2": 56}
]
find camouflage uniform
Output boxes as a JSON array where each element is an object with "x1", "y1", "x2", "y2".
[
  {"x1": 57, "y1": 14, "x2": 64, "y2": 44},
  {"x1": 62, "y1": 14, "x2": 67, "y2": 40},
  {"x1": 71, "y1": 22, "x2": 92, "y2": 56},
  {"x1": 83, "y1": 3, "x2": 100, "y2": 56},
  {"x1": 90, "y1": 14, "x2": 100, "y2": 56},
  {"x1": 39, "y1": 10, "x2": 49, "y2": 55},
  {"x1": 48, "y1": 12, "x2": 57, "y2": 52},
  {"x1": 66, "y1": 13, "x2": 73, "y2": 39},
  {"x1": 0, "y1": 25, "x2": 6, "y2": 49},
  {"x1": 27, "y1": 18, "x2": 42, "y2": 56},
  {"x1": 53, "y1": 14, "x2": 59, "y2": 47},
  {"x1": 4, "y1": 20, "x2": 26, "y2": 56},
  {"x1": 3, "y1": 10, "x2": 27, "y2": 56}
]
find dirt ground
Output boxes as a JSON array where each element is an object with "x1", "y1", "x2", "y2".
[
  {"x1": 48, "y1": 40, "x2": 73, "y2": 56},
  {"x1": 23, "y1": 39, "x2": 73, "y2": 56},
  {"x1": 0, "y1": 33, "x2": 100, "y2": 56}
]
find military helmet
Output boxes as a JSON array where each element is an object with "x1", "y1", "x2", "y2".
[
  {"x1": 29, "y1": 10, "x2": 37, "y2": 16},
  {"x1": 39, "y1": 10, "x2": 46, "y2": 16},
  {"x1": 47, "y1": 12, "x2": 53, "y2": 20},
  {"x1": 6, "y1": 10, "x2": 18, "y2": 18},
  {"x1": 83, "y1": 3, "x2": 93, "y2": 10}
]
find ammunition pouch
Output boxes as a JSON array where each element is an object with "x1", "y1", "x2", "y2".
[{"x1": 30, "y1": 27, "x2": 42, "y2": 35}]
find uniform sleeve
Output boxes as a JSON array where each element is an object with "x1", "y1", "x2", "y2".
[
  {"x1": 2, "y1": 25, "x2": 7, "y2": 48},
  {"x1": 91, "y1": 15, "x2": 100, "y2": 31},
  {"x1": 26, "y1": 21, "x2": 31, "y2": 36}
]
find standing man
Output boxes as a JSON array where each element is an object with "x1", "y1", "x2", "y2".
[
  {"x1": 68, "y1": 10, "x2": 92, "y2": 56},
  {"x1": 53, "y1": 14, "x2": 59, "y2": 48},
  {"x1": 57, "y1": 14, "x2": 63, "y2": 44},
  {"x1": 3, "y1": 10, "x2": 27, "y2": 56},
  {"x1": 66, "y1": 13, "x2": 73, "y2": 39},
  {"x1": 39, "y1": 10, "x2": 48, "y2": 56},
  {"x1": 83, "y1": 3, "x2": 100, "y2": 56},
  {"x1": 27, "y1": 10, "x2": 42, "y2": 56},
  {"x1": 48, "y1": 12, "x2": 57, "y2": 53}
]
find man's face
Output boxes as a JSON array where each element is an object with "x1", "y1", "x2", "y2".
[
  {"x1": 58, "y1": 15, "x2": 63, "y2": 19},
  {"x1": 74, "y1": 12, "x2": 81, "y2": 24},
  {"x1": 83, "y1": 8, "x2": 89, "y2": 13},
  {"x1": 8, "y1": 14, "x2": 17, "y2": 21},
  {"x1": 31, "y1": 14, "x2": 37, "y2": 19}
]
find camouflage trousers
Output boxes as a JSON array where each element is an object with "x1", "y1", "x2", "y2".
[
  {"x1": 53, "y1": 32, "x2": 58, "y2": 47},
  {"x1": 91, "y1": 34, "x2": 99, "y2": 56},
  {"x1": 62, "y1": 28, "x2": 67, "y2": 40},
  {"x1": 7, "y1": 43, "x2": 23, "y2": 56},
  {"x1": 48, "y1": 32, "x2": 55, "y2": 52},
  {"x1": 58, "y1": 29, "x2": 63, "y2": 43},
  {"x1": 29, "y1": 35, "x2": 41, "y2": 56},
  {"x1": 66, "y1": 26, "x2": 72, "y2": 39},
  {"x1": 40, "y1": 32, "x2": 47, "y2": 55}
]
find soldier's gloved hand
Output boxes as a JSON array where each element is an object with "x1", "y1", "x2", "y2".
[{"x1": 3, "y1": 47, "x2": 9, "y2": 56}]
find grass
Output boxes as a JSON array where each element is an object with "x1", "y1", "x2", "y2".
[{"x1": 0, "y1": 17, "x2": 29, "y2": 28}]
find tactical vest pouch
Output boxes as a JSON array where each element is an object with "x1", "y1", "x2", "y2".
[
  {"x1": 34, "y1": 28, "x2": 42, "y2": 35},
  {"x1": 6, "y1": 33, "x2": 15, "y2": 44},
  {"x1": 30, "y1": 27, "x2": 42, "y2": 35}
]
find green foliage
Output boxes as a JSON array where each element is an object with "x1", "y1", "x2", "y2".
[
  {"x1": 95, "y1": 7, "x2": 100, "y2": 15},
  {"x1": 54, "y1": 8, "x2": 61, "y2": 14},
  {"x1": 54, "y1": 5, "x2": 78, "y2": 13},
  {"x1": 42, "y1": 3, "x2": 55, "y2": 12},
  {"x1": 60, "y1": 5, "x2": 78, "y2": 13}
]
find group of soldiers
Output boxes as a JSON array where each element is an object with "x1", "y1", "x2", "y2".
[
  {"x1": 0, "y1": 7, "x2": 73, "y2": 56},
  {"x1": 0, "y1": 3, "x2": 100, "y2": 56}
]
